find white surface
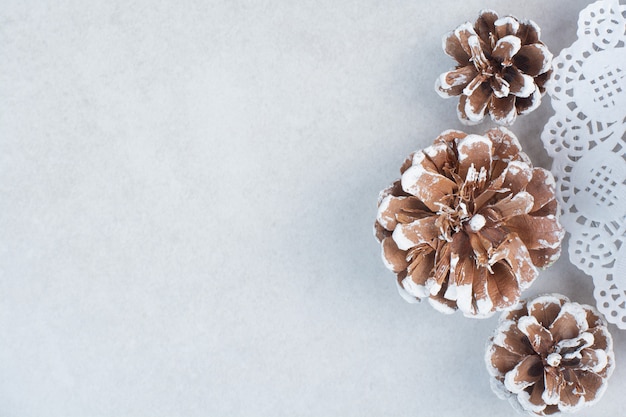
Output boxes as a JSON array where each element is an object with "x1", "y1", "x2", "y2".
[{"x1": 0, "y1": 1, "x2": 624, "y2": 416}]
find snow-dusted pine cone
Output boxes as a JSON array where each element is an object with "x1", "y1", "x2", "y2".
[
  {"x1": 486, "y1": 294, "x2": 615, "y2": 415},
  {"x1": 436, "y1": 10, "x2": 553, "y2": 126},
  {"x1": 374, "y1": 128, "x2": 564, "y2": 318}
]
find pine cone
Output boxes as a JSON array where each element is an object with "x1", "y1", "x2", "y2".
[
  {"x1": 374, "y1": 128, "x2": 564, "y2": 317},
  {"x1": 486, "y1": 294, "x2": 615, "y2": 415},
  {"x1": 435, "y1": 10, "x2": 553, "y2": 126}
]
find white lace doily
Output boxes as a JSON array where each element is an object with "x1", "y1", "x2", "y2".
[{"x1": 541, "y1": 0, "x2": 626, "y2": 328}]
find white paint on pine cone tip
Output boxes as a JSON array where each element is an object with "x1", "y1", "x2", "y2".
[
  {"x1": 506, "y1": 159, "x2": 530, "y2": 175},
  {"x1": 441, "y1": 31, "x2": 454, "y2": 52},
  {"x1": 591, "y1": 349, "x2": 608, "y2": 373},
  {"x1": 555, "y1": 302, "x2": 590, "y2": 333},
  {"x1": 436, "y1": 72, "x2": 468, "y2": 97},
  {"x1": 443, "y1": 282, "x2": 457, "y2": 301},
  {"x1": 457, "y1": 103, "x2": 481, "y2": 126},
  {"x1": 515, "y1": 73, "x2": 536, "y2": 98},
  {"x1": 495, "y1": 35, "x2": 522, "y2": 58},
  {"x1": 518, "y1": 87, "x2": 542, "y2": 115},
  {"x1": 517, "y1": 315, "x2": 541, "y2": 339},
  {"x1": 476, "y1": 296, "x2": 493, "y2": 315},
  {"x1": 504, "y1": 365, "x2": 529, "y2": 394},
  {"x1": 377, "y1": 182, "x2": 394, "y2": 205},
  {"x1": 528, "y1": 294, "x2": 569, "y2": 310},
  {"x1": 402, "y1": 276, "x2": 429, "y2": 299},
  {"x1": 498, "y1": 104, "x2": 517, "y2": 126},
  {"x1": 456, "y1": 284, "x2": 474, "y2": 314},
  {"x1": 458, "y1": 134, "x2": 492, "y2": 161},
  {"x1": 400, "y1": 164, "x2": 428, "y2": 196},
  {"x1": 391, "y1": 225, "x2": 415, "y2": 251},
  {"x1": 427, "y1": 297, "x2": 456, "y2": 314},
  {"x1": 426, "y1": 277, "x2": 442, "y2": 296},
  {"x1": 536, "y1": 43, "x2": 554, "y2": 74},
  {"x1": 479, "y1": 9, "x2": 497, "y2": 16},
  {"x1": 543, "y1": 173, "x2": 556, "y2": 188},
  {"x1": 484, "y1": 342, "x2": 501, "y2": 377},
  {"x1": 454, "y1": 21, "x2": 477, "y2": 39},
  {"x1": 492, "y1": 320, "x2": 517, "y2": 350},
  {"x1": 538, "y1": 239, "x2": 557, "y2": 249},
  {"x1": 463, "y1": 94, "x2": 486, "y2": 124},
  {"x1": 376, "y1": 195, "x2": 399, "y2": 230},
  {"x1": 495, "y1": 16, "x2": 520, "y2": 34},
  {"x1": 520, "y1": 18, "x2": 542, "y2": 39},
  {"x1": 396, "y1": 279, "x2": 421, "y2": 304},
  {"x1": 556, "y1": 395, "x2": 585, "y2": 413},
  {"x1": 380, "y1": 245, "x2": 397, "y2": 272},
  {"x1": 423, "y1": 142, "x2": 447, "y2": 159},
  {"x1": 516, "y1": 389, "x2": 546, "y2": 414},
  {"x1": 411, "y1": 150, "x2": 426, "y2": 166}
]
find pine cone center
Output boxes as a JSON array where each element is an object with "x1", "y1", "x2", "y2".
[{"x1": 434, "y1": 162, "x2": 491, "y2": 241}]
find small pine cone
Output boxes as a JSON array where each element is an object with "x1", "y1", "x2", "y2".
[
  {"x1": 435, "y1": 10, "x2": 553, "y2": 126},
  {"x1": 486, "y1": 294, "x2": 615, "y2": 415},
  {"x1": 374, "y1": 128, "x2": 564, "y2": 317}
]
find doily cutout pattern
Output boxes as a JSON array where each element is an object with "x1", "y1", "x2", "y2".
[{"x1": 541, "y1": 0, "x2": 626, "y2": 328}]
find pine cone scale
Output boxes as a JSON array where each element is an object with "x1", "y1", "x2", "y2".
[
  {"x1": 401, "y1": 165, "x2": 457, "y2": 212},
  {"x1": 505, "y1": 67, "x2": 535, "y2": 97},
  {"x1": 407, "y1": 250, "x2": 434, "y2": 286},
  {"x1": 443, "y1": 31, "x2": 471, "y2": 63},
  {"x1": 472, "y1": 266, "x2": 493, "y2": 315},
  {"x1": 492, "y1": 35, "x2": 522, "y2": 65},
  {"x1": 392, "y1": 216, "x2": 438, "y2": 250},
  {"x1": 505, "y1": 354, "x2": 543, "y2": 393},
  {"x1": 517, "y1": 20, "x2": 541, "y2": 44},
  {"x1": 518, "y1": 316, "x2": 554, "y2": 354},
  {"x1": 454, "y1": 22, "x2": 480, "y2": 58},
  {"x1": 550, "y1": 312, "x2": 585, "y2": 342},
  {"x1": 495, "y1": 16, "x2": 520, "y2": 38},
  {"x1": 465, "y1": 82, "x2": 492, "y2": 122},
  {"x1": 507, "y1": 215, "x2": 564, "y2": 250},
  {"x1": 439, "y1": 66, "x2": 477, "y2": 98},
  {"x1": 490, "y1": 95, "x2": 517, "y2": 124},
  {"x1": 527, "y1": 296, "x2": 564, "y2": 328},
  {"x1": 489, "y1": 262, "x2": 522, "y2": 308},
  {"x1": 381, "y1": 237, "x2": 408, "y2": 272},
  {"x1": 490, "y1": 343, "x2": 524, "y2": 375},
  {"x1": 475, "y1": 9, "x2": 498, "y2": 39},
  {"x1": 525, "y1": 168, "x2": 555, "y2": 211},
  {"x1": 495, "y1": 320, "x2": 535, "y2": 355},
  {"x1": 491, "y1": 192, "x2": 534, "y2": 218},
  {"x1": 525, "y1": 381, "x2": 548, "y2": 413},
  {"x1": 515, "y1": 44, "x2": 552, "y2": 76},
  {"x1": 457, "y1": 134, "x2": 492, "y2": 176}
]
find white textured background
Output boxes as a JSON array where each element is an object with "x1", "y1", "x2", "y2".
[{"x1": 1, "y1": 1, "x2": 624, "y2": 416}]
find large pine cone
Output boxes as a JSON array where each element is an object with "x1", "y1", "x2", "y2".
[
  {"x1": 486, "y1": 294, "x2": 615, "y2": 415},
  {"x1": 374, "y1": 128, "x2": 564, "y2": 317},
  {"x1": 435, "y1": 10, "x2": 553, "y2": 126}
]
